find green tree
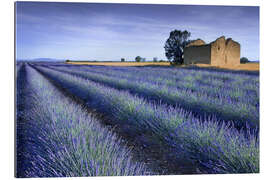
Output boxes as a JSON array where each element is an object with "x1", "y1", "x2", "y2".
[
  {"x1": 240, "y1": 57, "x2": 249, "y2": 64},
  {"x1": 153, "y1": 57, "x2": 158, "y2": 62},
  {"x1": 135, "y1": 56, "x2": 142, "y2": 62},
  {"x1": 164, "y1": 30, "x2": 191, "y2": 64},
  {"x1": 121, "y1": 58, "x2": 125, "y2": 62}
]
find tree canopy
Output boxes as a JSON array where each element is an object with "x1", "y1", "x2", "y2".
[
  {"x1": 135, "y1": 56, "x2": 142, "y2": 62},
  {"x1": 240, "y1": 57, "x2": 249, "y2": 64},
  {"x1": 164, "y1": 30, "x2": 191, "y2": 64}
]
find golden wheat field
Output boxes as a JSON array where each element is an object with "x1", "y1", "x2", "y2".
[{"x1": 66, "y1": 61, "x2": 171, "y2": 66}]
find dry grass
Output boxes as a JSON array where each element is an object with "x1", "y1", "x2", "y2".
[
  {"x1": 66, "y1": 61, "x2": 259, "y2": 71},
  {"x1": 66, "y1": 61, "x2": 170, "y2": 66}
]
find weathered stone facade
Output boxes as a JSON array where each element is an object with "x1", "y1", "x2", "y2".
[{"x1": 184, "y1": 36, "x2": 240, "y2": 66}]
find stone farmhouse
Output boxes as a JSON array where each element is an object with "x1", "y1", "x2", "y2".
[{"x1": 184, "y1": 36, "x2": 240, "y2": 66}]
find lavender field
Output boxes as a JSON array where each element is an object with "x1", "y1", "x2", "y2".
[{"x1": 16, "y1": 62, "x2": 259, "y2": 177}]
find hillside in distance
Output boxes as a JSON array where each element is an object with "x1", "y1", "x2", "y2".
[{"x1": 16, "y1": 58, "x2": 65, "y2": 62}]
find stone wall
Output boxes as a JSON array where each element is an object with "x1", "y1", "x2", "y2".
[
  {"x1": 210, "y1": 36, "x2": 227, "y2": 66},
  {"x1": 184, "y1": 44, "x2": 211, "y2": 64},
  {"x1": 224, "y1": 38, "x2": 240, "y2": 66},
  {"x1": 186, "y1": 39, "x2": 206, "y2": 47},
  {"x1": 184, "y1": 36, "x2": 240, "y2": 66}
]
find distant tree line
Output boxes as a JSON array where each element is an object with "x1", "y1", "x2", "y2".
[{"x1": 135, "y1": 56, "x2": 146, "y2": 62}]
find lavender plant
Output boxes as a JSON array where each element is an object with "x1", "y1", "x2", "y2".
[
  {"x1": 50, "y1": 65, "x2": 259, "y2": 107},
  {"x1": 43, "y1": 65, "x2": 259, "y2": 131},
  {"x1": 35, "y1": 65, "x2": 259, "y2": 174},
  {"x1": 54, "y1": 64, "x2": 258, "y2": 91},
  {"x1": 16, "y1": 65, "x2": 150, "y2": 177},
  {"x1": 16, "y1": 63, "x2": 34, "y2": 177}
]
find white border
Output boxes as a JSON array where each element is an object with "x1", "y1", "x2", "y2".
[{"x1": 1, "y1": 0, "x2": 268, "y2": 180}]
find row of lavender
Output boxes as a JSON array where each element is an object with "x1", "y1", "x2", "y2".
[
  {"x1": 16, "y1": 63, "x2": 30, "y2": 177},
  {"x1": 55, "y1": 65, "x2": 259, "y2": 95},
  {"x1": 16, "y1": 63, "x2": 150, "y2": 177},
  {"x1": 34, "y1": 64, "x2": 259, "y2": 174},
  {"x1": 45, "y1": 64, "x2": 259, "y2": 94},
  {"x1": 36, "y1": 63, "x2": 259, "y2": 109},
  {"x1": 54, "y1": 65, "x2": 259, "y2": 109},
  {"x1": 47, "y1": 65, "x2": 258, "y2": 108},
  {"x1": 42, "y1": 64, "x2": 259, "y2": 132}
]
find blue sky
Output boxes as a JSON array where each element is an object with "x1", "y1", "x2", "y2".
[{"x1": 16, "y1": 2, "x2": 259, "y2": 61}]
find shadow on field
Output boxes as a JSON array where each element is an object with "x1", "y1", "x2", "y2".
[{"x1": 17, "y1": 65, "x2": 54, "y2": 177}]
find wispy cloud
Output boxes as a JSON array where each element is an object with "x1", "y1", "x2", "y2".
[{"x1": 16, "y1": 2, "x2": 259, "y2": 60}]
